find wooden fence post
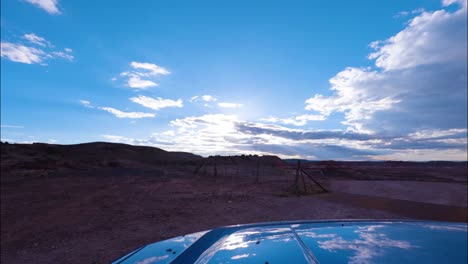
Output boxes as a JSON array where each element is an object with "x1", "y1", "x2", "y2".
[
  {"x1": 295, "y1": 160, "x2": 301, "y2": 194},
  {"x1": 255, "y1": 158, "x2": 260, "y2": 184},
  {"x1": 214, "y1": 157, "x2": 218, "y2": 177}
]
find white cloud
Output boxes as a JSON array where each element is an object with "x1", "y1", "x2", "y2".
[
  {"x1": 201, "y1": 95, "x2": 217, "y2": 102},
  {"x1": 422, "y1": 224, "x2": 468, "y2": 232},
  {"x1": 218, "y1": 102, "x2": 243, "y2": 108},
  {"x1": 314, "y1": 225, "x2": 414, "y2": 264},
  {"x1": 161, "y1": 130, "x2": 175, "y2": 137},
  {"x1": 231, "y1": 254, "x2": 249, "y2": 260},
  {"x1": 23, "y1": 33, "x2": 52, "y2": 47},
  {"x1": 368, "y1": 3, "x2": 467, "y2": 71},
  {"x1": 50, "y1": 51, "x2": 74, "y2": 61},
  {"x1": 190, "y1": 95, "x2": 218, "y2": 107},
  {"x1": 64, "y1": 48, "x2": 73, "y2": 53},
  {"x1": 261, "y1": 114, "x2": 326, "y2": 126},
  {"x1": 305, "y1": 2, "x2": 467, "y2": 134},
  {"x1": 0, "y1": 139, "x2": 34, "y2": 144},
  {"x1": 98, "y1": 107, "x2": 155, "y2": 119},
  {"x1": 305, "y1": 67, "x2": 401, "y2": 132},
  {"x1": 408, "y1": 128, "x2": 467, "y2": 140},
  {"x1": 79, "y1": 100, "x2": 94, "y2": 108},
  {"x1": 412, "y1": 8, "x2": 426, "y2": 15},
  {"x1": 394, "y1": 11, "x2": 409, "y2": 18},
  {"x1": 158, "y1": 114, "x2": 261, "y2": 155},
  {"x1": 133, "y1": 255, "x2": 169, "y2": 264},
  {"x1": 442, "y1": 0, "x2": 467, "y2": 7},
  {"x1": 130, "y1": 62, "x2": 170, "y2": 76},
  {"x1": 127, "y1": 75, "x2": 157, "y2": 89},
  {"x1": 118, "y1": 62, "x2": 170, "y2": 89},
  {"x1": 1, "y1": 42, "x2": 45, "y2": 64},
  {"x1": 130, "y1": 95, "x2": 183, "y2": 110},
  {"x1": 1, "y1": 35, "x2": 73, "y2": 65},
  {"x1": 170, "y1": 114, "x2": 237, "y2": 128},
  {"x1": 25, "y1": 0, "x2": 61, "y2": 15}
]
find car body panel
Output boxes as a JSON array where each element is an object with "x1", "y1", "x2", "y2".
[
  {"x1": 112, "y1": 231, "x2": 208, "y2": 264},
  {"x1": 113, "y1": 220, "x2": 468, "y2": 264},
  {"x1": 293, "y1": 221, "x2": 467, "y2": 264}
]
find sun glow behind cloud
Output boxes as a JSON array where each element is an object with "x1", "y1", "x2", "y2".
[{"x1": 95, "y1": 0, "x2": 467, "y2": 160}]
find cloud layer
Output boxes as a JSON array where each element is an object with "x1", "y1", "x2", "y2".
[
  {"x1": 100, "y1": 1, "x2": 467, "y2": 160},
  {"x1": 9, "y1": 0, "x2": 464, "y2": 161},
  {"x1": 100, "y1": 1, "x2": 468, "y2": 161},
  {"x1": 101, "y1": 112, "x2": 467, "y2": 160}
]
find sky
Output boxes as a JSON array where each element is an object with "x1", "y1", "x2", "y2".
[{"x1": 1, "y1": 0, "x2": 467, "y2": 161}]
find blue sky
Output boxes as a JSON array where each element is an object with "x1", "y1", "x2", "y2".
[{"x1": 1, "y1": 0, "x2": 467, "y2": 160}]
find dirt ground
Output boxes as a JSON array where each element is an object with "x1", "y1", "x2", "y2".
[
  {"x1": 1, "y1": 143, "x2": 467, "y2": 264},
  {"x1": 326, "y1": 180, "x2": 468, "y2": 207},
  {"x1": 1, "y1": 168, "x2": 466, "y2": 264}
]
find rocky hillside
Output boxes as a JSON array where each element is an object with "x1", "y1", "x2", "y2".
[{"x1": 1, "y1": 142, "x2": 203, "y2": 182}]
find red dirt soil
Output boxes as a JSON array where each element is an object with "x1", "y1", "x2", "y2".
[{"x1": 1, "y1": 142, "x2": 466, "y2": 263}]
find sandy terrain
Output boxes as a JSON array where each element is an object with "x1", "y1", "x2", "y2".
[{"x1": 1, "y1": 142, "x2": 466, "y2": 264}]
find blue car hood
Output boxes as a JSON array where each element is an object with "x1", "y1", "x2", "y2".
[{"x1": 113, "y1": 220, "x2": 467, "y2": 264}]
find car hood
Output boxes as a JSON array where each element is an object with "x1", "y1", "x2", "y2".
[{"x1": 113, "y1": 220, "x2": 468, "y2": 264}]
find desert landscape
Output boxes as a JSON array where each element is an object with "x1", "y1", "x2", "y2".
[{"x1": 1, "y1": 142, "x2": 467, "y2": 264}]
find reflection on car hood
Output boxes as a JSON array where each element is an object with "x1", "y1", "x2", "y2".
[{"x1": 113, "y1": 220, "x2": 467, "y2": 264}]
